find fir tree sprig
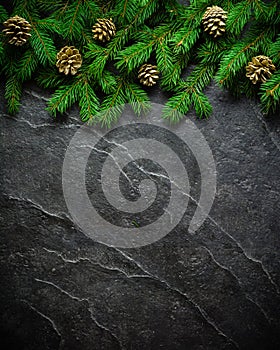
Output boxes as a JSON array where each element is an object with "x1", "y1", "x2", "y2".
[
  {"x1": 163, "y1": 64, "x2": 215, "y2": 121},
  {"x1": 0, "y1": 4, "x2": 8, "y2": 23},
  {"x1": 1, "y1": 0, "x2": 58, "y2": 113},
  {"x1": 216, "y1": 26, "x2": 273, "y2": 90},
  {"x1": 260, "y1": 71, "x2": 280, "y2": 115},
  {"x1": 98, "y1": 76, "x2": 150, "y2": 127}
]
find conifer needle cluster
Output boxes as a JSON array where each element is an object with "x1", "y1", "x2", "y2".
[{"x1": 0, "y1": 0, "x2": 279, "y2": 126}]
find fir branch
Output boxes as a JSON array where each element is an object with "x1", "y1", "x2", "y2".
[
  {"x1": 53, "y1": 0, "x2": 71, "y2": 19},
  {"x1": 0, "y1": 41, "x2": 3, "y2": 67},
  {"x1": 95, "y1": 0, "x2": 116, "y2": 13},
  {"x1": 0, "y1": 4, "x2": 8, "y2": 22},
  {"x1": 182, "y1": 1, "x2": 209, "y2": 26},
  {"x1": 179, "y1": 64, "x2": 216, "y2": 92},
  {"x1": 87, "y1": 0, "x2": 158, "y2": 79},
  {"x1": 37, "y1": 0, "x2": 65, "y2": 13},
  {"x1": 163, "y1": 64, "x2": 215, "y2": 121},
  {"x1": 128, "y1": 24, "x2": 182, "y2": 88},
  {"x1": 2, "y1": 48, "x2": 23, "y2": 113},
  {"x1": 86, "y1": 44, "x2": 108, "y2": 80},
  {"x1": 150, "y1": 25, "x2": 174, "y2": 77},
  {"x1": 254, "y1": 0, "x2": 278, "y2": 23},
  {"x1": 98, "y1": 74, "x2": 151, "y2": 126},
  {"x1": 162, "y1": 87, "x2": 212, "y2": 122},
  {"x1": 29, "y1": 27, "x2": 57, "y2": 65},
  {"x1": 5, "y1": 75, "x2": 22, "y2": 114},
  {"x1": 111, "y1": 0, "x2": 157, "y2": 52},
  {"x1": 116, "y1": 41, "x2": 153, "y2": 72},
  {"x1": 17, "y1": 49, "x2": 38, "y2": 81},
  {"x1": 47, "y1": 78, "x2": 83, "y2": 116},
  {"x1": 160, "y1": 52, "x2": 190, "y2": 89},
  {"x1": 172, "y1": 27, "x2": 201, "y2": 54},
  {"x1": 216, "y1": 27, "x2": 270, "y2": 89},
  {"x1": 130, "y1": 0, "x2": 159, "y2": 25},
  {"x1": 98, "y1": 77, "x2": 127, "y2": 127},
  {"x1": 12, "y1": 0, "x2": 40, "y2": 20},
  {"x1": 162, "y1": 91, "x2": 192, "y2": 122},
  {"x1": 22, "y1": 7, "x2": 57, "y2": 66},
  {"x1": 114, "y1": 0, "x2": 139, "y2": 24},
  {"x1": 269, "y1": 34, "x2": 280, "y2": 65},
  {"x1": 62, "y1": 0, "x2": 85, "y2": 41},
  {"x1": 78, "y1": 79, "x2": 100, "y2": 122},
  {"x1": 81, "y1": 29, "x2": 95, "y2": 46},
  {"x1": 240, "y1": 75, "x2": 258, "y2": 98},
  {"x1": 86, "y1": 42, "x2": 106, "y2": 61},
  {"x1": 260, "y1": 70, "x2": 280, "y2": 114},
  {"x1": 163, "y1": 0, "x2": 185, "y2": 15},
  {"x1": 226, "y1": 0, "x2": 253, "y2": 36},
  {"x1": 197, "y1": 40, "x2": 232, "y2": 65},
  {"x1": 191, "y1": 89, "x2": 212, "y2": 119},
  {"x1": 123, "y1": 81, "x2": 150, "y2": 116},
  {"x1": 83, "y1": 0, "x2": 101, "y2": 26},
  {"x1": 37, "y1": 68, "x2": 67, "y2": 89},
  {"x1": 34, "y1": 18, "x2": 63, "y2": 36},
  {"x1": 156, "y1": 40, "x2": 174, "y2": 77},
  {"x1": 98, "y1": 70, "x2": 117, "y2": 94}
]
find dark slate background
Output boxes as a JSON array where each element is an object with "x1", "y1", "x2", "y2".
[{"x1": 1, "y1": 77, "x2": 280, "y2": 350}]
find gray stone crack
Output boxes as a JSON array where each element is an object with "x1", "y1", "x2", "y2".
[
  {"x1": 34, "y1": 278, "x2": 123, "y2": 349},
  {"x1": 115, "y1": 248, "x2": 240, "y2": 349},
  {"x1": 86, "y1": 135, "x2": 280, "y2": 294},
  {"x1": 7, "y1": 115, "x2": 81, "y2": 129},
  {"x1": 43, "y1": 247, "x2": 150, "y2": 279},
  {"x1": 88, "y1": 309, "x2": 124, "y2": 350},
  {"x1": 206, "y1": 215, "x2": 280, "y2": 296},
  {"x1": 40, "y1": 247, "x2": 239, "y2": 348},
  {"x1": 22, "y1": 299, "x2": 62, "y2": 349},
  {"x1": 3, "y1": 194, "x2": 71, "y2": 222},
  {"x1": 202, "y1": 246, "x2": 272, "y2": 324},
  {"x1": 249, "y1": 101, "x2": 280, "y2": 152},
  {"x1": 4, "y1": 190, "x2": 280, "y2": 298},
  {"x1": 24, "y1": 89, "x2": 50, "y2": 102}
]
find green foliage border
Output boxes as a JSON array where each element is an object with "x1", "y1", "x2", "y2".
[{"x1": 0, "y1": 0, "x2": 279, "y2": 126}]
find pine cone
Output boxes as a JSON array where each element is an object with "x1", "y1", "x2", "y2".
[
  {"x1": 202, "y1": 6, "x2": 227, "y2": 38},
  {"x1": 2, "y1": 15, "x2": 32, "y2": 46},
  {"x1": 246, "y1": 55, "x2": 276, "y2": 84},
  {"x1": 138, "y1": 64, "x2": 159, "y2": 87},
  {"x1": 56, "y1": 46, "x2": 82, "y2": 76},
  {"x1": 92, "y1": 18, "x2": 116, "y2": 43}
]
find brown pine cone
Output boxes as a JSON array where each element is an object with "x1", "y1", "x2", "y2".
[
  {"x1": 202, "y1": 6, "x2": 227, "y2": 38},
  {"x1": 56, "y1": 46, "x2": 82, "y2": 76},
  {"x1": 2, "y1": 15, "x2": 32, "y2": 46},
  {"x1": 138, "y1": 64, "x2": 159, "y2": 87},
  {"x1": 92, "y1": 18, "x2": 116, "y2": 43},
  {"x1": 246, "y1": 55, "x2": 276, "y2": 84}
]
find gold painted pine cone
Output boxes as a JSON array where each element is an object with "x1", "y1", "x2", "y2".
[
  {"x1": 2, "y1": 15, "x2": 32, "y2": 46},
  {"x1": 246, "y1": 55, "x2": 276, "y2": 84},
  {"x1": 138, "y1": 64, "x2": 159, "y2": 87},
  {"x1": 202, "y1": 6, "x2": 227, "y2": 38},
  {"x1": 56, "y1": 46, "x2": 82, "y2": 76},
  {"x1": 92, "y1": 18, "x2": 116, "y2": 43}
]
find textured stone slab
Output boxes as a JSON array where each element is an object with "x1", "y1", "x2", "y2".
[{"x1": 0, "y1": 81, "x2": 280, "y2": 349}]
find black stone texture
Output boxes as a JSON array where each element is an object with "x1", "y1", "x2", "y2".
[{"x1": 0, "y1": 78, "x2": 280, "y2": 350}]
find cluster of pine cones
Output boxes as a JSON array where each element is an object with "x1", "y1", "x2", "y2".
[{"x1": 1, "y1": 9, "x2": 277, "y2": 85}]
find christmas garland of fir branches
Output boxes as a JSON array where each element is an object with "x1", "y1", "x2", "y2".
[{"x1": 0, "y1": 0, "x2": 279, "y2": 126}]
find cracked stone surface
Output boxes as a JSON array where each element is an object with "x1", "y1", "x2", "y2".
[{"x1": 0, "y1": 79, "x2": 280, "y2": 350}]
